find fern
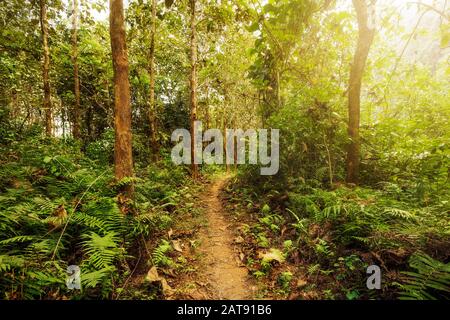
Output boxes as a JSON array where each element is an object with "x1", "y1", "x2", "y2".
[
  {"x1": 307, "y1": 263, "x2": 321, "y2": 275},
  {"x1": 27, "y1": 270, "x2": 65, "y2": 287},
  {"x1": 27, "y1": 239, "x2": 56, "y2": 256},
  {"x1": 80, "y1": 197, "x2": 125, "y2": 235},
  {"x1": 316, "y1": 204, "x2": 345, "y2": 221},
  {"x1": 152, "y1": 240, "x2": 173, "y2": 267},
  {"x1": 0, "y1": 235, "x2": 34, "y2": 246},
  {"x1": 82, "y1": 232, "x2": 122, "y2": 269},
  {"x1": 73, "y1": 212, "x2": 109, "y2": 232},
  {"x1": 0, "y1": 254, "x2": 25, "y2": 272},
  {"x1": 399, "y1": 253, "x2": 450, "y2": 300},
  {"x1": 82, "y1": 266, "x2": 116, "y2": 289},
  {"x1": 383, "y1": 207, "x2": 417, "y2": 221},
  {"x1": 0, "y1": 136, "x2": 192, "y2": 299}
]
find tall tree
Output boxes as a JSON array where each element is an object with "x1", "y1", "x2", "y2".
[
  {"x1": 110, "y1": 0, "x2": 134, "y2": 198},
  {"x1": 39, "y1": 0, "x2": 52, "y2": 136},
  {"x1": 189, "y1": 0, "x2": 199, "y2": 178},
  {"x1": 148, "y1": 0, "x2": 158, "y2": 159},
  {"x1": 346, "y1": 0, "x2": 376, "y2": 184},
  {"x1": 72, "y1": 0, "x2": 81, "y2": 139}
]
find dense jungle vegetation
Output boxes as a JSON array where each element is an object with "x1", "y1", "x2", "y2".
[{"x1": 0, "y1": 0, "x2": 449, "y2": 300}]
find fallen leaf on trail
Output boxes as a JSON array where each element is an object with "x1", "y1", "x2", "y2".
[
  {"x1": 145, "y1": 266, "x2": 160, "y2": 282},
  {"x1": 234, "y1": 236, "x2": 244, "y2": 244},
  {"x1": 172, "y1": 240, "x2": 183, "y2": 252},
  {"x1": 168, "y1": 228, "x2": 173, "y2": 238},
  {"x1": 145, "y1": 267, "x2": 174, "y2": 297},
  {"x1": 297, "y1": 278, "x2": 308, "y2": 288},
  {"x1": 161, "y1": 278, "x2": 174, "y2": 296},
  {"x1": 258, "y1": 248, "x2": 285, "y2": 263}
]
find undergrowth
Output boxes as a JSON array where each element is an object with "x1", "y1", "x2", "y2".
[
  {"x1": 224, "y1": 168, "x2": 450, "y2": 300},
  {"x1": 0, "y1": 133, "x2": 191, "y2": 299}
]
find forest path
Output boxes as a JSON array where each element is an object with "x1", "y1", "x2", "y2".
[{"x1": 194, "y1": 174, "x2": 253, "y2": 299}]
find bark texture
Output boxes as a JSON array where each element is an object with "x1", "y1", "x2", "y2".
[
  {"x1": 189, "y1": 0, "x2": 199, "y2": 179},
  {"x1": 72, "y1": 0, "x2": 81, "y2": 139},
  {"x1": 346, "y1": 0, "x2": 376, "y2": 184},
  {"x1": 148, "y1": 0, "x2": 159, "y2": 160},
  {"x1": 39, "y1": 0, "x2": 52, "y2": 136},
  {"x1": 110, "y1": 0, "x2": 134, "y2": 198}
]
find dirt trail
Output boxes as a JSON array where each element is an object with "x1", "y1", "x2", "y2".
[{"x1": 196, "y1": 175, "x2": 252, "y2": 299}]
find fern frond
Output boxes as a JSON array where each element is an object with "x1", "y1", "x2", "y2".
[
  {"x1": 82, "y1": 232, "x2": 122, "y2": 269},
  {"x1": 0, "y1": 235, "x2": 34, "y2": 246},
  {"x1": 152, "y1": 240, "x2": 173, "y2": 267},
  {"x1": 316, "y1": 204, "x2": 345, "y2": 221},
  {"x1": 383, "y1": 207, "x2": 417, "y2": 221},
  {"x1": 399, "y1": 253, "x2": 450, "y2": 300},
  {"x1": 0, "y1": 254, "x2": 25, "y2": 272},
  {"x1": 81, "y1": 266, "x2": 116, "y2": 289}
]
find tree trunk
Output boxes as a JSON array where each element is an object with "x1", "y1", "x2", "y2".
[
  {"x1": 110, "y1": 0, "x2": 134, "y2": 198},
  {"x1": 346, "y1": 0, "x2": 375, "y2": 184},
  {"x1": 223, "y1": 116, "x2": 230, "y2": 173},
  {"x1": 189, "y1": 0, "x2": 199, "y2": 179},
  {"x1": 72, "y1": 0, "x2": 81, "y2": 139},
  {"x1": 39, "y1": 0, "x2": 52, "y2": 136},
  {"x1": 276, "y1": 69, "x2": 281, "y2": 108},
  {"x1": 148, "y1": 0, "x2": 159, "y2": 160},
  {"x1": 233, "y1": 116, "x2": 237, "y2": 171}
]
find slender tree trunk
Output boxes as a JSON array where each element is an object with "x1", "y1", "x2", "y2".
[
  {"x1": 276, "y1": 69, "x2": 281, "y2": 108},
  {"x1": 223, "y1": 116, "x2": 230, "y2": 173},
  {"x1": 72, "y1": 0, "x2": 81, "y2": 139},
  {"x1": 205, "y1": 106, "x2": 210, "y2": 130},
  {"x1": 110, "y1": 0, "x2": 134, "y2": 198},
  {"x1": 223, "y1": 91, "x2": 230, "y2": 172},
  {"x1": 86, "y1": 105, "x2": 93, "y2": 140},
  {"x1": 323, "y1": 132, "x2": 333, "y2": 187},
  {"x1": 189, "y1": 0, "x2": 199, "y2": 179},
  {"x1": 11, "y1": 89, "x2": 18, "y2": 119},
  {"x1": 148, "y1": 0, "x2": 159, "y2": 160},
  {"x1": 346, "y1": 0, "x2": 375, "y2": 184},
  {"x1": 39, "y1": 0, "x2": 52, "y2": 136},
  {"x1": 205, "y1": 90, "x2": 210, "y2": 130},
  {"x1": 232, "y1": 115, "x2": 237, "y2": 171}
]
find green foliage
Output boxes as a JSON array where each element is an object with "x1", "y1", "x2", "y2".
[
  {"x1": 229, "y1": 152, "x2": 449, "y2": 299},
  {"x1": 259, "y1": 213, "x2": 284, "y2": 233},
  {"x1": 399, "y1": 253, "x2": 450, "y2": 300},
  {"x1": 0, "y1": 254, "x2": 25, "y2": 272},
  {"x1": 278, "y1": 271, "x2": 293, "y2": 291},
  {"x1": 82, "y1": 266, "x2": 116, "y2": 290},
  {"x1": 85, "y1": 129, "x2": 115, "y2": 165},
  {"x1": 152, "y1": 240, "x2": 174, "y2": 267},
  {"x1": 82, "y1": 232, "x2": 122, "y2": 269},
  {"x1": 0, "y1": 134, "x2": 191, "y2": 299},
  {"x1": 1, "y1": 0, "x2": 449, "y2": 302}
]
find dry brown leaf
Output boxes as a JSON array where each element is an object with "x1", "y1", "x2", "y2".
[
  {"x1": 258, "y1": 248, "x2": 285, "y2": 263},
  {"x1": 234, "y1": 236, "x2": 244, "y2": 244},
  {"x1": 296, "y1": 278, "x2": 308, "y2": 288},
  {"x1": 172, "y1": 240, "x2": 183, "y2": 252},
  {"x1": 145, "y1": 266, "x2": 160, "y2": 282}
]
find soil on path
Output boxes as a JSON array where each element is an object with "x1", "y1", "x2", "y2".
[{"x1": 194, "y1": 175, "x2": 253, "y2": 299}]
